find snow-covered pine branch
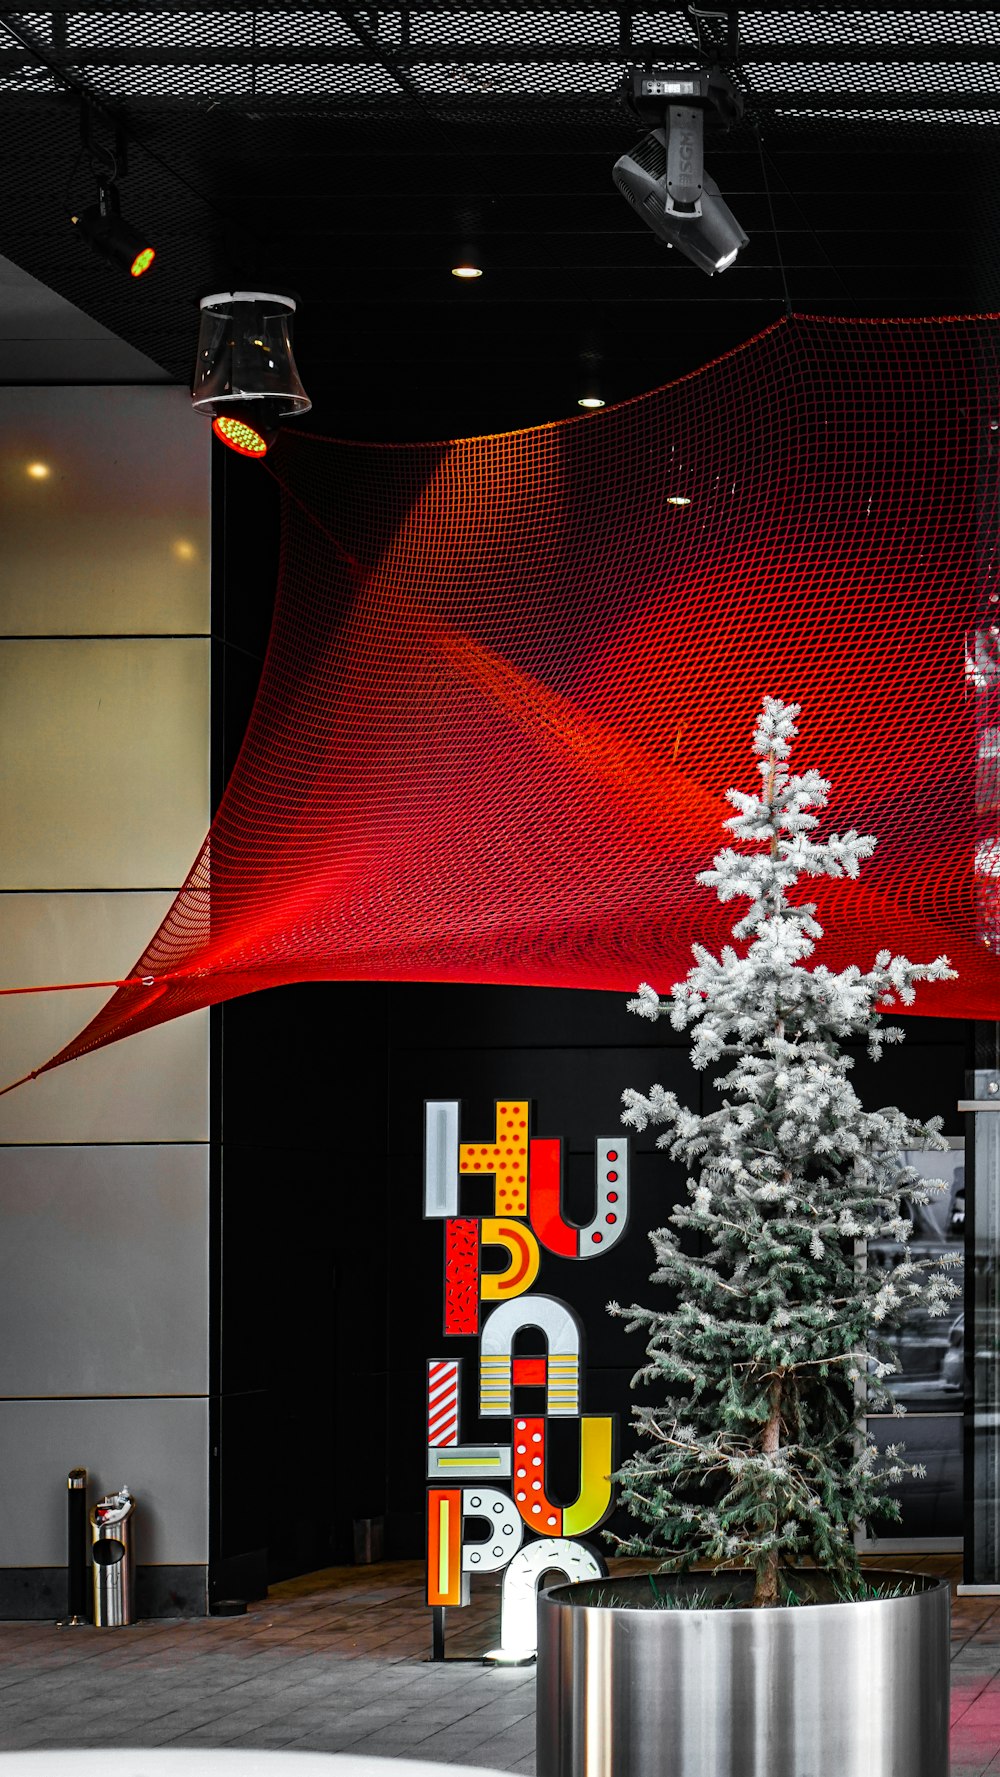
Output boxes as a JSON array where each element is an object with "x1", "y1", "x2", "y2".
[{"x1": 612, "y1": 696, "x2": 959, "y2": 1608}]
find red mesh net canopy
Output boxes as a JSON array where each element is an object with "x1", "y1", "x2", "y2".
[{"x1": 17, "y1": 312, "x2": 1000, "y2": 1084}]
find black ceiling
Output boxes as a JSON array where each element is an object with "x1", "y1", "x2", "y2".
[{"x1": 1, "y1": 3, "x2": 999, "y2": 439}]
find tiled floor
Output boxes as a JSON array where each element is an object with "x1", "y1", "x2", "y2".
[
  {"x1": 950, "y1": 1554, "x2": 1000, "y2": 1777},
  {"x1": 0, "y1": 1557, "x2": 998, "y2": 1771}
]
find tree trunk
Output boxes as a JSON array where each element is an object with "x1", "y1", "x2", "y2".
[{"x1": 752, "y1": 1375, "x2": 784, "y2": 1608}]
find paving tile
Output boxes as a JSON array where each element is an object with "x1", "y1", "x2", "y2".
[
  {"x1": 464, "y1": 1751, "x2": 534, "y2": 1770},
  {"x1": 214, "y1": 1724, "x2": 315, "y2": 1749},
  {"x1": 952, "y1": 1687, "x2": 994, "y2": 1726},
  {"x1": 0, "y1": 1553, "x2": 992, "y2": 1772}
]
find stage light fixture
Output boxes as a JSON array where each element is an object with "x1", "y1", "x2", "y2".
[
  {"x1": 70, "y1": 107, "x2": 156, "y2": 281},
  {"x1": 70, "y1": 109, "x2": 155, "y2": 280},
  {"x1": 212, "y1": 406, "x2": 282, "y2": 458},
  {"x1": 192, "y1": 293, "x2": 311, "y2": 459},
  {"x1": 578, "y1": 395, "x2": 605, "y2": 409},
  {"x1": 613, "y1": 66, "x2": 748, "y2": 277},
  {"x1": 451, "y1": 263, "x2": 483, "y2": 279},
  {"x1": 72, "y1": 183, "x2": 155, "y2": 279}
]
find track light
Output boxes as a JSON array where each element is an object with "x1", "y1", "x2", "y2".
[
  {"x1": 71, "y1": 106, "x2": 155, "y2": 279},
  {"x1": 191, "y1": 292, "x2": 311, "y2": 460},
  {"x1": 614, "y1": 66, "x2": 748, "y2": 277},
  {"x1": 72, "y1": 184, "x2": 155, "y2": 279}
]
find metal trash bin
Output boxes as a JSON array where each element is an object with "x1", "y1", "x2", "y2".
[
  {"x1": 90, "y1": 1486, "x2": 135, "y2": 1627},
  {"x1": 59, "y1": 1468, "x2": 89, "y2": 1626}
]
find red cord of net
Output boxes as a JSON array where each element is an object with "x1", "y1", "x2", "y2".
[{"x1": 10, "y1": 312, "x2": 1000, "y2": 1091}]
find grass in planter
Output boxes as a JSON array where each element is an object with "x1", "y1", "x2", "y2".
[
  {"x1": 574, "y1": 1571, "x2": 921, "y2": 1611},
  {"x1": 584, "y1": 1581, "x2": 727, "y2": 1611},
  {"x1": 777, "y1": 1572, "x2": 919, "y2": 1606},
  {"x1": 831, "y1": 1576, "x2": 920, "y2": 1604}
]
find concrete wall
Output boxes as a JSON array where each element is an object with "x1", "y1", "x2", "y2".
[{"x1": 0, "y1": 386, "x2": 211, "y2": 1617}]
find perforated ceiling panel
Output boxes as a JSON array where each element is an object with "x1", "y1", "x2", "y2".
[
  {"x1": 2, "y1": 6, "x2": 998, "y2": 117},
  {"x1": 0, "y1": 4, "x2": 997, "y2": 438}
]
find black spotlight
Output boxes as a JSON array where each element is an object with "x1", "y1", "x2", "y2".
[
  {"x1": 614, "y1": 67, "x2": 748, "y2": 276},
  {"x1": 70, "y1": 108, "x2": 155, "y2": 279},
  {"x1": 191, "y1": 292, "x2": 311, "y2": 458},
  {"x1": 206, "y1": 399, "x2": 285, "y2": 460},
  {"x1": 72, "y1": 183, "x2": 155, "y2": 279}
]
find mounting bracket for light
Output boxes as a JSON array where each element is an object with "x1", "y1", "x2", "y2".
[
  {"x1": 191, "y1": 290, "x2": 311, "y2": 459},
  {"x1": 627, "y1": 64, "x2": 744, "y2": 132},
  {"x1": 686, "y1": 2, "x2": 742, "y2": 61}
]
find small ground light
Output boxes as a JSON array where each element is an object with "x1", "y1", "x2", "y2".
[
  {"x1": 666, "y1": 495, "x2": 692, "y2": 506},
  {"x1": 25, "y1": 462, "x2": 51, "y2": 479}
]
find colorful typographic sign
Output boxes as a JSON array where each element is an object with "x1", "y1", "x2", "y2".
[{"x1": 423, "y1": 1098, "x2": 630, "y2": 1656}]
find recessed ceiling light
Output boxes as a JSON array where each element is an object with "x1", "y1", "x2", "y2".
[
  {"x1": 451, "y1": 264, "x2": 482, "y2": 279},
  {"x1": 578, "y1": 396, "x2": 605, "y2": 409},
  {"x1": 25, "y1": 461, "x2": 50, "y2": 479},
  {"x1": 666, "y1": 495, "x2": 692, "y2": 507}
]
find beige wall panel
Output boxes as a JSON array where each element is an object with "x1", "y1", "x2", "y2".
[
  {"x1": 0, "y1": 892, "x2": 208, "y2": 1143},
  {"x1": 0, "y1": 638, "x2": 210, "y2": 890},
  {"x1": 0, "y1": 1146, "x2": 209, "y2": 1399},
  {"x1": 0, "y1": 386, "x2": 209, "y2": 636},
  {"x1": 0, "y1": 1397, "x2": 209, "y2": 1565}
]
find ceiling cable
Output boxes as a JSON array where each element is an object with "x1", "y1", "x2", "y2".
[{"x1": 754, "y1": 123, "x2": 792, "y2": 319}]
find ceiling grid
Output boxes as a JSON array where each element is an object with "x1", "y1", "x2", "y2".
[{"x1": 0, "y1": 4, "x2": 997, "y2": 432}]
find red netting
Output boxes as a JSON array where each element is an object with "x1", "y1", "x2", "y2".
[{"x1": 15, "y1": 312, "x2": 1000, "y2": 1086}]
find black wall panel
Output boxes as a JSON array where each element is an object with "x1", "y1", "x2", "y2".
[{"x1": 214, "y1": 971, "x2": 970, "y2": 1578}]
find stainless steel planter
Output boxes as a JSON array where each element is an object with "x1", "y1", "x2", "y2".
[{"x1": 536, "y1": 1571, "x2": 950, "y2": 1777}]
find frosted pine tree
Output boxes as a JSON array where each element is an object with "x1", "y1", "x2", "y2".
[{"x1": 612, "y1": 698, "x2": 959, "y2": 1607}]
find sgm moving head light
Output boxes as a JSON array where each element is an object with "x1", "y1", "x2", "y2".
[{"x1": 614, "y1": 66, "x2": 748, "y2": 277}]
